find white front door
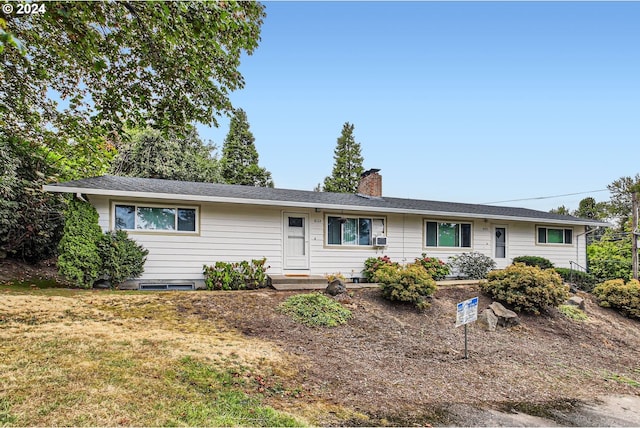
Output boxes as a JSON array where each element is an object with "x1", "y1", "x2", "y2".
[
  {"x1": 283, "y1": 213, "x2": 309, "y2": 270},
  {"x1": 494, "y1": 226, "x2": 508, "y2": 267}
]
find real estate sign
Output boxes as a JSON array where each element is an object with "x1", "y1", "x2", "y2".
[{"x1": 455, "y1": 297, "x2": 478, "y2": 327}]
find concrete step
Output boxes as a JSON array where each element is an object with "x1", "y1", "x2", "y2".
[{"x1": 269, "y1": 274, "x2": 378, "y2": 291}]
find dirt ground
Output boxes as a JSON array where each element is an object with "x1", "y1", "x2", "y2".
[
  {"x1": 2, "y1": 258, "x2": 640, "y2": 426},
  {"x1": 177, "y1": 286, "x2": 640, "y2": 426}
]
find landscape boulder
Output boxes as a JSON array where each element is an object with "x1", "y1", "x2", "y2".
[
  {"x1": 565, "y1": 295, "x2": 586, "y2": 310},
  {"x1": 489, "y1": 301, "x2": 520, "y2": 327},
  {"x1": 477, "y1": 308, "x2": 498, "y2": 332},
  {"x1": 326, "y1": 279, "x2": 347, "y2": 296}
]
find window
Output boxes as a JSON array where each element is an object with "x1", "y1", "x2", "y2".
[
  {"x1": 114, "y1": 203, "x2": 197, "y2": 232},
  {"x1": 327, "y1": 216, "x2": 384, "y2": 246},
  {"x1": 425, "y1": 221, "x2": 472, "y2": 248},
  {"x1": 537, "y1": 227, "x2": 572, "y2": 245}
]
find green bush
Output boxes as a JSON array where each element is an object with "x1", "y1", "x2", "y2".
[
  {"x1": 57, "y1": 199, "x2": 104, "y2": 288},
  {"x1": 414, "y1": 253, "x2": 450, "y2": 280},
  {"x1": 277, "y1": 293, "x2": 352, "y2": 327},
  {"x1": 512, "y1": 256, "x2": 554, "y2": 270},
  {"x1": 58, "y1": 199, "x2": 148, "y2": 289},
  {"x1": 374, "y1": 263, "x2": 437, "y2": 310},
  {"x1": 593, "y1": 279, "x2": 640, "y2": 320},
  {"x1": 482, "y1": 263, "x2": 570, "y2": 315},
  {"x1": 554, "y1": 268, "x2": 598, "y2": 292},
  {"x1": 587, "y1": 237, "x2": 632, "y2": 281},
  {"x1": 558, "y1": 304, "x2": 588, "y2": 321},
  {"x1": 448, "y1": 251, "x2": 496, "y2": 279},
  {"x1": 362, "y1": 255, "x2": 398, "y2": 283},
  {"x1": 202, "y1": 258, "x2": 269, "y2": 290},
  {"x1": 97, "y1": 230, "x2": 148, "y2": 286}
]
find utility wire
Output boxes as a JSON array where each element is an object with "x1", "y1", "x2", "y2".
[{"x1": 483, "y1": 189, "x2": 608, "y2": 205}]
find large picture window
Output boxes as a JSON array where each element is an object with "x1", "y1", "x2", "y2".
[
  {"x1": 537, "y1": 227, "x2": 572, "y2": 245},
  {"x1": 114, "y1": 203, "x2": 197, "y2": 232},
  {"x1": 425, "y1": 221, "x2": 472, "y2": 248},
  {"x1": 327, "y1": 215, "x2": 384, "y2": 246}
]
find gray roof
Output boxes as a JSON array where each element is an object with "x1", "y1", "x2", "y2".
[{"x1": 44, "y1": 175, "x2": 608, "y2": 227}]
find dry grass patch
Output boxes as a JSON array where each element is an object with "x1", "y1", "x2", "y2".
[{"x1": 0, "y1": 291, "x2": 305, "y2": 426}]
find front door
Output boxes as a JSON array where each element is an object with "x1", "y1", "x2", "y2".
[
  {"x1": 283, "y1": 213, "x2": 309, "y2": 270},
  {"x1": 495, "y1": 226, "x2": 507, "y2": 260}
]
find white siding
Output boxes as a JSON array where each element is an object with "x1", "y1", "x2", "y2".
[{"x1": 87, "y1": 196, "x2": 589, "y2": 283}]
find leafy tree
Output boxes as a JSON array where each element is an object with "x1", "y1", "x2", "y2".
[
  {"x1": 2, "y1": 1, "x2": 266, "y2": 174},
  {"x1": 220, "y1": 108, "x2": 273, "y2": 187},
  {"x1": 574, "y1": 197, "x2": 608, "y2": 220},
  {"x1": 550, "y1": 205, "x2": 571, "y2": 215},
  {"x1": 606, "y1": 174, "x2": 640, "y2": 230},
  {"x1": 110, "y1": 128, "x2": 221, "y2": 182},
  {"x1": 323, "y1": 122, "x2": 364, "y2": 193},
  {"x1": 0, "y1": 138, "x2": 66, "y2": 262},
  {"x1": 588, "y1": 229, "x2": 633, "y2": 281}
]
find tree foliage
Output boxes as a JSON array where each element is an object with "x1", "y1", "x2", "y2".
[
  {"x1": 323, "y1": 122, "x2": 364, "y2": 193},
  {"x1": 2, "y1": 1, "x2": 266, "y2": 173},
  {"x1": 0, "y1": 138, "x2": 66, "y2": 262},
  {"x1": 606, "y1": 174, "x2": 640, "y2": 229},
  {"x1": 220, "y1": 108, "x2": 273, "y2": 187},
  {"x1": 587, "y1": 229, "x2": 632, "y2": 281},
  {"x1": 110, "y1": 128, "x2": 221, "y2": 182}
]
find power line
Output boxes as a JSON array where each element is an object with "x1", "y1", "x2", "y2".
[{"x1": 483, "y1": 189, "x2": 608, "y2": 205}]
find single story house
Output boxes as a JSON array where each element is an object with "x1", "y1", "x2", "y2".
[{"x1": 44, "y1": 170, "x2": 607, "y2": 289}]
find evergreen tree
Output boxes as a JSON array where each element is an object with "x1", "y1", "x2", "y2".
[
  {"x1": 110, "y1": 128, "x2": 221, "y2": 183},
  {"x1": 323, "y1": 122, "x2": 364, "y2": 193},
  {"x1": 220, "y1": 109, "x2": 273, "y2": 187}
]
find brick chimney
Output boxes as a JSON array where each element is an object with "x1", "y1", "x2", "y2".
[{"x1": 357, "y1": 169, "x2": 382, "y2": 197}]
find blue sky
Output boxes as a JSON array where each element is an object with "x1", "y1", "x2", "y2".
[{"x1": 198, "y1": 1, "x2": 640, "y2": 212}]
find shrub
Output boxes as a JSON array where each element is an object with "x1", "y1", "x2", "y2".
[
  {"x1": 554, "y1": 268, "x2": 598, "y2": 292},
  {"x1": 512, "y1": 256, "x2": 554, "y2": 270},
  {"x1": 593, "y1": 279, "x2": 640, "y2": 320},
  {"x1": 448, "y1": 252, "x2": 496, "y2": 279},
  {"x1": 587, "y1": 238, "x2": 632, "y2": 281},
  {"x1": 362, "y1": 255, "x2": 398, "y2": 283},
  {"x1": 558, "y1": 304, "x2": 588, "y2": 321},
  {"x1": 414, "y1": 254, "x2": 450, "y2": 280},
  {"x1": 277, "y1": 293, "x2": 352, "y2": 327},
  {"x1": 57, "y1": 199, "x2": 104, "y2": 288},
  {"x1": 202, "y1": 258, "x2": 270, "y2": 290},
  {"x1": 481, "y1": 263, "x2": 570, "y2": 315},
  {"x1": 97, "y1": 230, "x2": 148, "y2": 286},
  {"x1": 374, "y1": 263, "x2": 437, "y2": 310}
]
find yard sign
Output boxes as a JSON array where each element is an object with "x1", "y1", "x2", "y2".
[
  {"x1": 456, "y1": 297, "x2": 478, "y2": 327},
  {"x1": 455, "y1": 296, "x2": 478, "y2": 360}
]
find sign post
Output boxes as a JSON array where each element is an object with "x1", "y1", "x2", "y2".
[{"x1": 456, "y1": 297, "x2": 478, "y2": 359}]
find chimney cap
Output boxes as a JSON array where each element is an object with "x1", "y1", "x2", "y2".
[{"x1": 361, "y1": 168, "x2": 381, "y2": 178}]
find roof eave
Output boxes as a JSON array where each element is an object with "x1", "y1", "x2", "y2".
[{"x1": 43, "y1": 184, "x2": 610, "y2": 228}]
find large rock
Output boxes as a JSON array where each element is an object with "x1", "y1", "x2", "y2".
[
  {"x1": 326, "y1": 279, "x2": 347, "y2": 296},
  {"x1": 566, "y1": 296, "x2": 586, "y2": 310},
  {"x1": 477, "y1": 308, "x2": 498, "y2": 331},
  {"x1": 489, "y1": 302, "x2": 520, "y2": 327}
]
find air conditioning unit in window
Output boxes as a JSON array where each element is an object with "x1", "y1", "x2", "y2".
[{"x1": 374, "y1": 235, "x2": 388, "y2": 247}]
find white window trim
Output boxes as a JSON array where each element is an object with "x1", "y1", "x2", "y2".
[
  {"x1": 325, "y1": 214, "x2": 386, "y2": 247},
  {"x1": 424, "y1": 220, "x2": 473, "y2": 249},
  {"x1": 536, "y1": 226, "x2": 574, "y2": 246},
  {"x1": 111, "y1": 201, "x2": 200, "y2": 234}
]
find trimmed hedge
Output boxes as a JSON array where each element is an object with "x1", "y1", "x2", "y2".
[
  {"x1": 512, "y1": 256, "x2": 554, "y2": 270},
  {"x1": 554, "y1": 268, "x2": 598, "y2": 292}
]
